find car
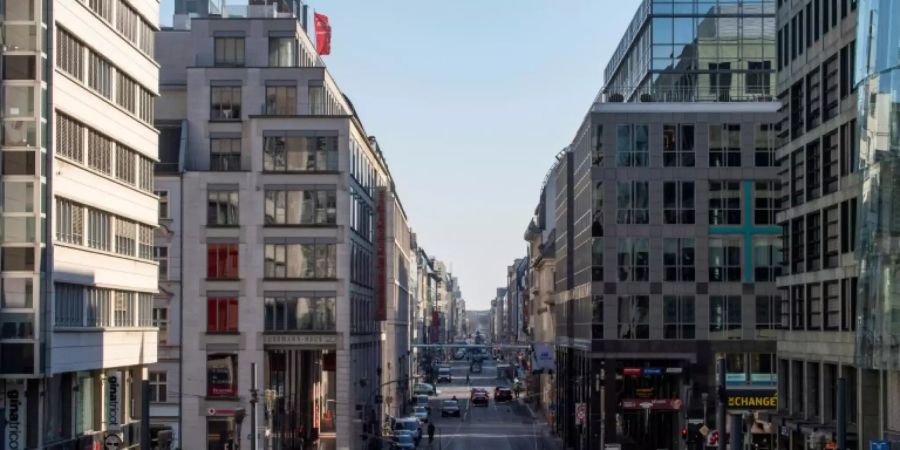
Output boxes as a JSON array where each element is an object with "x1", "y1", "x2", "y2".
[
  {"x1": 471, "y1": 393, "x2": 489, "y2": 407},
  {"x1": 454, "y1": 349, "x2": 466, "y2": 360},
  {"x1": 392, "y1": 417, "x2": 422, "y2": 442},
  {"x1": 413, "y1": 383, "x2": 436, "y2": 396},
  {"x1": 415, "y1": 394, "x2": 431, "y2": 412},
  {"x1": 391, "y1": 433, "x2": 416, "y2": 450},
  {"x1": 494, "y1": 387, "x2": 513, "y2": 402},
  {"x1": 413, "y1": 406, "x2": 429, "y2": 423},
  {"x1": 440, "y1": 399, "x2": 461, "y2": 417},
  {"x1": 437, "y1": 367, "x2": 452, "y2": 383}
]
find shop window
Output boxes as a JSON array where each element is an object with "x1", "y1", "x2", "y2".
[{"x1": 207, "y1": 353, "x2": 238, "y2": 397}]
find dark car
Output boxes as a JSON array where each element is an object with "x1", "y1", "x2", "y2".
[
  {"x1": 471, "y1": 393, "x2": 489, "y2": 407},
  {"x1": 494, "y1": 387, "x2": 513, "y2": 402},
  {"x1": 441, "y1": 399, "x2": 461, "y2": 417}
]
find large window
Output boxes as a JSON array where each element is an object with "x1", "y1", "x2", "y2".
[
  {"x1": 617, "y1": 295, "x2": 649, "y2": 339},
  {"x1": 616, "y1": 124, "x2": 649, "y2": 167},
  {"x1": 617, "y1": 238, "x2": 649, "y2": 282},
  {"x1": 756, "y1": 295, "x2": 782, "y2": 330},
  {"x1": 753, "y1": 235, "x2": 783, "y2": 282},
  {"x1": 663, "y1": 295, "x2": 695, "y2": 339},
  {"x1": 115, "y1": 144, "x2": 136, "y2": 185},
  {"x1": 207, "y1": 297, "x2": 238, "y2": 333},
  {"x1": 56, "y1": 198, "x2": 83, "y2": 245},
  {"x1": 264, "y1": 295, "x2": 336, "y2": 331},
  {"x1": 663, "y1": 181, "x2": 694, "y2": 224},
  {"x1": 663, "y1": 124, "x2": 695, "y2": 167},
  {"x1": 709, "y1": 238, "x2": 741, "y2": 282},
  {"x1": 710, "y1": 295, "x2": 742, "y2": 332},
  {"x1": 149, "y1": 372, "x2": 167, "y2": 403},
  {"x1": 207, "y1": 244, "x2": 239, "y2": 279},
  {"x1": 663, "y1": 238, "x2": 695, "y2": 282},
  {"x1": 156, "y1": 191, "x2": 170, "y2": 219},
  {"x1": 88, "y1": 53, "x2": 112, "y2": 100},
  {"x1": 755, "y1": 124, "x2": 777, "y2": 167},
  {"x1": 56, "y1": 114, "x2": 84, "y2": 162},
  {"x1": 214, "y1": 37, "x2": 245, "y2": 67},
  {"x1": 206, "y1": 353, "x2": 238, "y2": 397},
  {"x1": 210, "y1": 87, "x2": 241, "y2": 120},
  {"x1": 87, "y1": 209, "x2": 111, "y2": 251},
  {"x1": 709, "y1": 181, "x2": 741, "y2": 225},
  {"x1": 264, "y1": 189, "x2": 337, "y2": 225},
  {"x1": 57, "y1": 29, "x2": 84, "y2": 80},
  {"x1": 88, "y1": 130, "x2": 112, "y2": 175},
  {"x1": 263, "y1": 134, "x2": 339, "y2": 172},
  {"x1": 709, "y1": 124, "x2": 741, "y2": 167},
  {"x1": 269, "y1": 37, "x2": 295, "y2": 67},
  {"x1": 617, "y1": 181, "x2": 649, "y2": 224},
  {"x1": 264, "y1": 243, "x2": 337, "y2": 279},
  {"x1": 754, "y1": 181, "x2": 780, "y2": 225},
  {"x1": 265, "y1": 86, "x2": 297, "y2": 115},
  {"x1": 210, "y1": 138, "x2": 241, "y2": 171},
  {"x1": 207, "y1": 190, "x2": 239, "y2": 226},
  {"x1": 114, "y1": 217, "x2": 136, "y2": 257}
]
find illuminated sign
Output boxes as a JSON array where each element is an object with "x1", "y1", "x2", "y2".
[
  {"x1": 643, "y1": 368, "x2": 662, "y2": 375},
  {"x1": 725, "y1": 389, "x2": 777, "y2": 410},
  {"x1": 622, "y1": 367, "x2": 641, "y2": 376}
]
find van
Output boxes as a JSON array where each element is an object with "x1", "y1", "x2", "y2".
[{"x1": 437, "y1": 367, "x2": 452, "y2": 383}]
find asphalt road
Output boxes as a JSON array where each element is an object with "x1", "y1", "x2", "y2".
[{"x1": 421, "y1": 358, "x2": 544, "y2": 450}]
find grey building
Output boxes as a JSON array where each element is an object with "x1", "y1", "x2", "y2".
[
  {"x1": 554, "y1": 102, "x2": 782, "y2": 450},
  {"x1": 769, "y1": 1, "x2": 878, "y2": 449},
  {"x1": 152, "y1": 4, "x2": 397, "y2": 449},
  {"x1": 602, "y1": 0, "x2": 776, "y2": 103}
]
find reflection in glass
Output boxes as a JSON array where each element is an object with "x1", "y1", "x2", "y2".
[
  {"x1": 2, "y1": 181, "x2": 34, "y2": 212},
  {"x1": 3, "y1": 86, "x2": 34, "y2": 117},
  {"x1": 3, "y1": 25, "x2": 37, "y2": 51},
  {"x1": 1, "y1": 278, "x2": 33, "y2": 308}
]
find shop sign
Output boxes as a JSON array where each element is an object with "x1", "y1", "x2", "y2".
[
  {"x1": 635, "y1": 387, "x2": 654, "y2": 399},
  {"x1": 725, "y1": 388, "x2": 777, "y2": 410},
  {"x1": 622, "y1": 367, "x2": 642, "y2": 376},
  {"x1": 665, "y1": 367, "x2": 683, "y2": 374},
  {"x1": 106, "y1": 370, "x2": 122, "y2": 432},
  {"x1": 643, "y1": 367, "x2": 662, "y2": 376},
  {"x1": 725, "y1": 373, "x2": 747, "y2": 384},
  {"x1": 750, "y1": 373, "x2": 777, "y2": 384},
  {"x1": 620, "y1": 398, "x2": 682, "y2": 410},
  {"x1": 871, "y1": 441, "x2": 891, "y2": 450},
  {"x1": 262, "y1": 334, "x2": 338, "y2": 347},
  {"x1": 5, "y1": 382, "x2": 25, "y2": 450}
]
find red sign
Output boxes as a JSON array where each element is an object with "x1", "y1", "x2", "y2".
[
  {"x1": 314, "y1": 13, "x2": 331, "y2": 55},
  {"x1": 375, "y1": 189, "x2": 387, "y2": 321},
  {"x1": 623, "y1": 367, "x2": 642, "y2": 376},
  {"x1": 620, "y1": 398, "x2": 683, "y2": 410}
]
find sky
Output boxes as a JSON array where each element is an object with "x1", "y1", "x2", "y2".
[{"x1": 159, "y1": 0, "x2": 642, "y2": 310}]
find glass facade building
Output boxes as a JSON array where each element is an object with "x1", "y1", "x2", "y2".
[
  {"x1": 602, "y1": 0, "x2": 776, "y2": 102},
  {"x1": 856, "y1": 0, "x2": 900, "y2": 370}
]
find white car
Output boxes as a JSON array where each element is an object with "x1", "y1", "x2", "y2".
[
  {"x1": 413, "y1": 383, "x2": 436, "y2": 396},
  {"x1": 413, "y1": 406, "x2": 429, "y2": 423}
]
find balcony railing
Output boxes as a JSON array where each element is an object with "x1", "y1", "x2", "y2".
[
  {"x1": 54, "y1": 287, "x2": 154, "y2": 329},
  {"x1": 600, "y1": 84, "x2": 776, "y2": 104}
]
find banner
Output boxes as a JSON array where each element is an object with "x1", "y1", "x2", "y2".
[
  {"x1": 530, "y1": 343, "x2": 555, "y2": 374},
  {"x1": 5, "y1": 381, "x2": 25, "y2": 450},
  {"x1": 314, "y1": 13, "x2": 331, "y2": 55},
  {"x1": 106, "y1": 370, "x2": 122, "y2": 432}
]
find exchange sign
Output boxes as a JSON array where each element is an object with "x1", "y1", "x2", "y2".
[{"x1": 725, "y1": 388, "x2": 777, "y2": 410}]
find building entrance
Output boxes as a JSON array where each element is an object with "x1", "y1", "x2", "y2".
[{"x1": 621, "y1": 410, "x2": 677, "y2": 450}]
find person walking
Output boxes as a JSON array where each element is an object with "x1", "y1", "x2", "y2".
[
  {"x1": 466, "y1": 374, "x2": 470, "y2": 385},
  {"x1": 427, "y1": 422, "x2": 436, "y2": 445}
]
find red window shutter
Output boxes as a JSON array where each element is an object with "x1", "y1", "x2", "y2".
[
  {"x1": 217, "y1": 299, "x2": 228, "y2": 331},
  {"x1": 207, "y1": 298, "x2": 217, "y2": 331},
  {"x1": 226, "y1": 244, "x2": 239, "y2": 278},
  {"x1": 207, "y1": 244, "x2": 217, "y2": 278},
  {"x1": 227, "y1": 298, "x2": 238, "y2": 331}
]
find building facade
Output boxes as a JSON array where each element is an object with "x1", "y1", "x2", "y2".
[{"x1": 1, "y1": 0, "x2": 160, "y2": 447}]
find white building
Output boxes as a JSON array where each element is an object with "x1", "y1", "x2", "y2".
[
  {"x1": 151, "y1": 3, "x2": 401, "y2": 449},
  {"x1": 0, "y1": 0, "x2": 160, "y2": 447}
]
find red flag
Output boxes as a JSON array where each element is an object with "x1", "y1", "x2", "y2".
[{"x1": 314, "y1": 12, "x2": 331, "y2": 55}]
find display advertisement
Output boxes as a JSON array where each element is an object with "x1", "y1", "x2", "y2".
[
  {"x1": 106, "y1": 370, "x2": 122, "y2": 432},
  {"x1": 5, "y1": 381, "x2": 26, "y2": 450},
  {"x1": 530, "y1": 343, "x2": 555, "y2": 374}
]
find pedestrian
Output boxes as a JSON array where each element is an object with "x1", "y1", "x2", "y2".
[
  {"x1": 427, "y1": 422, "x2": 435, "y2": 444},
  {"x1": 466, "y1": 374, "x2": 470, "y2": 385}
]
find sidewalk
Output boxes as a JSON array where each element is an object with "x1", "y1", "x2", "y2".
[{"x1": 521, "y1": 399, "x2": 566, "y2": 450}]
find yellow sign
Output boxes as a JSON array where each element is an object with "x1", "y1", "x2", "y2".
[{"x1": 725, "y1": 390, "x2": 777, "y2": 410}]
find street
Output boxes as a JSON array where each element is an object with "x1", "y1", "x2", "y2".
[{"x1": 421, "y1": 358, "x2": 548, "y2": 450}]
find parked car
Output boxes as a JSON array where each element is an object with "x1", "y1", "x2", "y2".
[
  {"x1": 437, "y1": 367, "x2": 452, "y2": 383},
  {"x1": 413, "y1": 383, "x2": 436, "y2": 396},
  {"x1": 393, "y1": 417, "x2": 422, "y2": 443},
  {"x1": 440, "y1": 399, "x2": 461, "y2": 417},
  {"x1": 415, "y1": 394, "x2": 431, "y2": 412},
  {"x1": 494, "y1": 387, "x2": 513, "y2": 402},
  {"x1": 413, "y1": 406, "x2": 429, "y2": 423},
  {"x1": 391, "y1": 433, "x2": 416, "y2": 450}
]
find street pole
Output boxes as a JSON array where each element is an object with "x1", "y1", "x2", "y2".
[
  {"x1": 250, "y1": 362, "x2": 258, "y2": 450},
  {"x1": 837, "y1": 377, "x2": 847, "y2": 450},
  {"x1": 717, "y1": 358, "x2": 726, "y2": 450},
  {"x1": 141, "y1": 368, "x2": 150, "y2": 450}
]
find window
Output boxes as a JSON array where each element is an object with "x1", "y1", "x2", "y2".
[
  {"x1": 86, "y1": 287, "x2": 110, "y2": 327},
  {"x1": 264, "y1": 243, "x2": 337, "y2": 279},
  {"x1": 753, "y1": 235, "x2": 783, "y2": 282},
  {"x1": 264, "y1": 189, "x2": 337, "y2": 225},
  {"x1": 841, "y1": 277, "x2": 857, "y2": 331},
  {"x1": 709, "y1": 181, "x2": 741, "y2": 225},
  {"x1": 139, "y1": 224, "x2": 153, "y2": 259},
  {"x1": 214, "y1": 37, "x2": 245, "y2": 67},
  {"x1": 152, "y1": 307, "x2": 168, "y2": 340},
  {"x1": 710, "y1": 295, "x2": 742, "y2": 332},
  {"x1": 806, "y1": 68, "x2": 821, "y2": 131},
  {"x1": 840, "y1": 120, "x2": 857, "y2": 176},
  {"x1": 824, "y1": 280, "x2": 841, "y2": 330},
  {"x1": 113, "y1": 291, "x2": 133, "y2": 327},
  {"x1": 156, "y1": 191, "x2": 170, "y2": 219},
  {"x1": 56, "y1": 29, "x2": 84, "y2": 80},
  {"x1": 823, "y1": 131, "x2": 840, "y2": 194},
  {"x1": 663, "y1": 124, "x2": 695, "y2": 167},
  {"x1": 154, "y1": 246, "x2": 168, "y2": 280},
  {"x1": 139, "y1": 156, "x2": 154, "y2": 191},
  {"x1": 149, "y1": 372, "x2": 167, "y2": 403},
  {"x1": 206, "y1": 353, "x2": 238, "y2": 397},
  {"x1": 755, "y1": 124, "x2": 777, "y2": 167},
  {"x1": 616, "y1": 181, "x2": 649, "y2": 224},
  {"x1": 806, "y1": 211, "x2": 821, "y2": 272},
  {"x1": 115, "y1": 0, "x2": 138, "y2": 44},
  {"x1": 756, "y1": 295, "x2": 781, "y2": 329},
  {"x1": 746, "y1": 61, "x2": 772, "y2": 95},
  {"x1": 617, "y1": 238, "x2": 649, "y2": 282},
  {"x1": 209, "y1": 138, "x2": 241, "y2": 171},
  {"x1": 592, "y1": 182, "x2": 603, "y2": 236},
  {"x1": 617, "y1": 296, "x2": 649, "y2": 339},
  {"x1": 269, "y1": 37, "x2": 295, "y2": 67},
  {"x1": 116, "y1": 72, "x2": 136, "y2": 114},
  {"x1": 840, "y1": 199, "x2": 857, "y2": 254},
  {"x1": 207, "y1": 297, "x2": 238, "y2": 333},
  {"x1": 88, "y1": 53, "x2": 112, "y2": 100},
  {"x1": 115, "y1": 145, "x2": 136, "y2": 185},
  {"x1": 264, "y1": 296, "x2": 336, "y2": 331},
  {"x1": 207, "y1": 244, "x2": 239, "y2": 279},
  {"x1": 754, "y1": 181, "x2": 780, "y2": 225},
  {"x1": 55, "y1": 283, "x2": 84, "y2": 327},
  {"x1": 616, "y1": 124, "x2": 648, "y2": 167},
  {"x1": 709, "y1": 238, "x2": 741, "y2": 282},
  {"x1": 824, "y1": 206, "x2": 840, "y2": 268},
  {"x1": 663, "y1": 181, "x2": 694, "y2": 224},
  {"x1": 87, "y1": 209, "x2": 111, "y2": 251},
  {"x1": 710, "y1": 124, "x2": 741, "y2": 167},
  {"x1": 806, "y1": 140, "x2": 821, "y2": 201},
  {"x1": 55, "y1": 198, "x2": 84, "y2": 245},
  {"x1": 807, "y1": 283, "x2": 823, "y2": 330},
  {"x1": 207, "y1": 190, "x2": 239, "y2": 226},
  {"x1": 3, "y1": 55, "x2": 35, "y2": 80},
  {"x1": 663, "y1": 238, "x2": 695, "y2": 282},
  {"x1": 263, "y1": 135, "x2": 339, "y2": 172},
  {"x1": 138, "y1": 86, "x2": 155, "y2": 124},
  {"x1": 88, "y1": 129, "x2": 113, "y2": 175},
  {"x1": 592, "y1": 125, "x2": 603, "y2": 166},
  {"x1": 138, "y1": 18, "x2": 154, "y2": 56},
  {"x1": 210, "y1": 87, "x2": 241, "y2": 120},
  {"x1": 592, "y1": 238, "x2": 603, "y2": 281},
  {"x1": 265, "y1": 86, "x2": 297, "y2": 115},
  {"x1": 88, "y1": 0, "x2": 113, "y2": 22},
  {"x1": 663, "y1": 295, "x2": 695, "y2": 339},
  {"x1": 114, "y1": 217, "x2": 136, "y2": 257},
  {"x1": 823, "y1": 55, "x2": 840, "y2": 120},
  {"x1": 56, "y1": 114, "x2": 84, "y2": 162},
  {"x1": 1, "y1": 151, "x2": 34, "y2": 176}
]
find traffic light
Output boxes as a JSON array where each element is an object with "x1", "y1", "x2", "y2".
[{"x1": 681, "y1": 427, "x2": 689, "y2": 441}]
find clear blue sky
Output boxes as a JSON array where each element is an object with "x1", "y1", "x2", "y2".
[{"x1": 160, "y1": 0, "x2": 642, "y2": 310}]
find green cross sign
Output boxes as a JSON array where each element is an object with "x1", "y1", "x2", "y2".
[{"x1": 708, "y1": 180, "x2": 782, "y2": 283}]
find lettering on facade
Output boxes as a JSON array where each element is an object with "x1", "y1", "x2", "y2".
[
  {"x1": 725, "y1": 390, "x2": 777, "y2": 410},
  {"x1": 262, "y1": 334, "x2": 338, "y2": 346},
  {"x1": 6, "y1": 385, "x2": 24, "y2": 450},
  {"x1": 107, "y1": 373, "x2": 121, "y2": 431}
]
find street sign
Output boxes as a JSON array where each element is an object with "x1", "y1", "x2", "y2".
[
  {"x1": 104, "y1": 433, "x2": 122, "y2": 450},
  {"x1": 872, "y1": 441, "x2": 891, "y2": 450},
  {"x1": 576, "y1": 403, "x2": 587, "y2": 423},
  {"x1": 639, "y1": 402, "x2": 653, "y2": 409},
  {"x1": 707, "y1": 430, "x2": 719, "y2": 446},
  {"x1": 698, "y1": 425, "x2": 710, "y2": 436}
]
